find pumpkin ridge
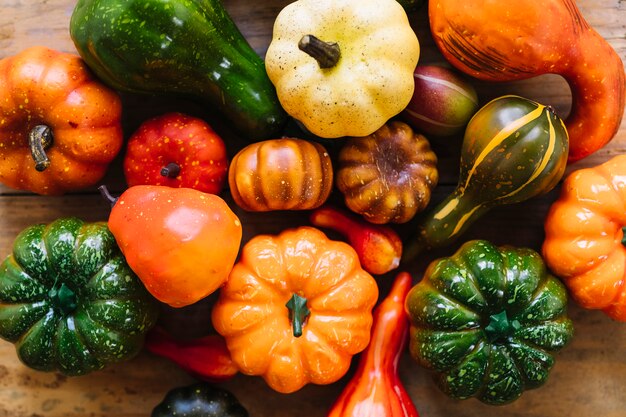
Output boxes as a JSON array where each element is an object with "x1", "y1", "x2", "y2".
[{"x1": 448, "y1": 256, "x2": 490, "y2": 315}]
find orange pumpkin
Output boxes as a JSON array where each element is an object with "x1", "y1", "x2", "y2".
[
  {"x1": 543, "y1": 154, "x2": 626, "y2": 321},
  {"x1": 211, "y1": 227, "x2": 379, "y2": 393},
  {"x1": 0, "y1": 46, "x2": 123, "y2": 195},
  {"x1": 228, "y1": 138, "x2": 333, "y2": 211}
]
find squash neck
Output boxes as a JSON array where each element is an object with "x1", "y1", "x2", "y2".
[{"x1": 402, "y1": 190, "x2": 489, "y2": 264}]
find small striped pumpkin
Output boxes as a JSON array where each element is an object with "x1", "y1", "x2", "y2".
[
  {"x1": 403, "y1": 95, "x2": 569, "y2": 262},
  {"x1": 228, "y1": 138, "x2": 333, "y2": 211},
  {"x1": 336, "y1": 121, "x2": 438, "y2": 224}
]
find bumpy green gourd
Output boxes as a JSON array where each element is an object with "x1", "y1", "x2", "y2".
[
  {"x1": 70, "y1": 0, "x2": 287, "y2": 141},
  {"x1": 0, "y1": 218, "x2": 159, "y2": 376},
  {"x1": 402, "y1": 95, "x2": 568, "y2": 263},
  {"x1": 405, "y1": 240, "x2": 574, "y2": 405}
]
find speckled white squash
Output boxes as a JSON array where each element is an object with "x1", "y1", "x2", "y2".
[{"x1": 265, "y1": 0, "x2": 420, "y2": 138}]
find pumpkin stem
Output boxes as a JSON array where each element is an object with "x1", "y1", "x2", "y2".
[
  {"x1": 484, "y1": 310, "x2": 521, "y2": 343},
  {"x1": 622, "y1": 227, "x2": 626, "y2": 246},
  {"x1": 286, "y1": 293, "x2": 310, "y2": 338},
  {"x1": 298, "y1": 35, "x2": 341, "y2": 69},
  {"x1": 98, "y1": 185, "x2": 119, "y2": 208},
  {"x1": 28, "y1": 125, "x2": 53, "y2": 172},
  {"x1": 161, "y1": 162, "x2": 181, "y2": 178},
  {"x1": 48, "y1": 283, "x2": 77, "y2": 316}
]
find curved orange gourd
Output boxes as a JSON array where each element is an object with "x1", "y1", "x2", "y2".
[
  {"x1": 211, "y1": 227, "x2": 378, "y2": 393},
  {"x1": 0, "y1": 46, "x2": 123, "y2": 194},
  {"x1": 429, "y1": 0, "x2": 625, "y2": 162},
  {"x1": 543, "y1": 155, "x2": 626, "y2": 321},
  {"x1": 327, "y1": 272, "x2": 418, "y2": 417}
]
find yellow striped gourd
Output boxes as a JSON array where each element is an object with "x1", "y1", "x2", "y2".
[{"x1": 402, "y1": 95, "x2": 568, "y2": 263}]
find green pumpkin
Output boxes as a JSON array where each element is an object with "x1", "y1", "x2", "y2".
[
  {"x1": 405, "y1": 240, "x2": 574, "y2": 405},
  {"x1": 0, "y1": 218, "x2": 159, "y2": 376},
  {"x1": 402, "y1": 95, "x2": 568, "y2": 263},
  {"x1": 152, "y1": 382, "x2": 248, "y2": 417}
]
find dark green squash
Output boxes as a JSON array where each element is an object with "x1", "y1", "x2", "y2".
[
  {"x1": 69, "y1": 0, "x2": 287, "y2": 141},
  {"x1": 0, "y1": 218, "x2": 159, "y2": 376},
  {"x1": 152, "y1": 382, "x2": 248, "y2": 417},
  {"x1": 405, "y1": 240, "x2": 574, "y2": 405},
  {"x1": 402, "y1": 95, "x2": 568, "y2": 263}
]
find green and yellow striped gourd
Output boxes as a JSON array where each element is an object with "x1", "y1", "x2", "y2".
[{"x1": 402, "y1": 95, "x2": 568, "y2": 263}]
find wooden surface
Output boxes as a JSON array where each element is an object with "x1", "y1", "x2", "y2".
[{"x1": 0, "y1": 1, "x2": 625, "y2": 416}]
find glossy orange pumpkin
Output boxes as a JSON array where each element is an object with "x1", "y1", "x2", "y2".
[
  {"x1": 0, "y1": 46, "x2": 123, "y2": 195},
  {"x1": 211, "y1": 227, "x2": 379, "y2": 393},
  {"x1": 336, "y1": 121, "x2": 438, "y2": 224},
  {"x1": 543, "y1": 155, "x2": 626, "y2": 321},
  {"x1": 228, "y1": 138, "x2": 333, "y2": 211}
]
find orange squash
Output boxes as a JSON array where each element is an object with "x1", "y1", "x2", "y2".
[
  {"x1": 0, "y1": 46, "x2": 123, "y2": 195},
  {"x1": 429, "y1": 0, "x2": 625, "y2": 162},
  {"x1": 211, "y1": 227, "x2": 379, "y2": 393},
  {"x1": 543, "y1": 155, "x2": 626, "y2": 321},
  {"x1": 228, "y1": 138, "x2": 333, "y2": 211}
]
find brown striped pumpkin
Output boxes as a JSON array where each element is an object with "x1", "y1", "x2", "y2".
[
  {"x1": 228, "y1": 138, "x2": 333, "y2": 211},
  {"x1": 402, "y1": 95, "x2": 569, "y2": 263},
  {"x1": 336, "y1": 121, "x2": 438, "y2": 224}
]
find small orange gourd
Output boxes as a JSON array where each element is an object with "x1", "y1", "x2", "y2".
[
  {"x1": 0, "y1": 46, "x2": 123, "y2": 195},
  {"x1": 429, "y1": 0, "x2": 625, "y2": 162},
  {"x1": 228, "y1": 138, "x2": 333, "y2": 211},
  {"x1": 211, "y1": 227, "x2": 378, "y2": 394},
  {"x1": 543, "y1": 155, "x2": 626, "y2": 321}
]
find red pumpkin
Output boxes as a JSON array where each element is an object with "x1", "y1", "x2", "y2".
[{"x1": 124, "y1": 112, "x2": 228, "y2": 194}]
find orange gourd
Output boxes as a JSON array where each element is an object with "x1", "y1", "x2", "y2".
[
  {"x1": 228, "y1": 138, "x2": 333, "y2": 212},
  {"x1": 429, "y1": 0, "x2": 625, "y2": 162},
  {"x1": 0, "y1": 46, "x2": 123, "y2": 194},
  {"x1": 211, "y1": 227, "x2": 379, "y2": 394},
  {"x1": 327, "y1": 272, "x2": 418, "y2": 417},
  {"x1": 543, "y1": 155, "x2": 626, "y2": 321}
]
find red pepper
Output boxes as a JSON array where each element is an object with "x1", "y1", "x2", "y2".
[
  {"x1": 327, "y1": 272, "x2": 419, "y2": 417},
  {"x1": 145, "y1": 327, "x2": 238, "y2": 382},
  {"x1": 310, "y1": 206, "x2": 403, "y2": 275}
]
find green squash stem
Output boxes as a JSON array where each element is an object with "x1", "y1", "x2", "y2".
[
  {"x1": 298, "y1": 35, "x2": 341, "y2": 69},
  {"x1": 48, "y1": 283, "x2": 78, "y2": 316},
  {"x1": 28, "y1": 125, "x2": 53, "y2": 172},
  {"x1": 286, "y1": 294, "x2": 310, "y2": 338},
  {"x1": 484, "y1": 311, "x2": 521, "y2": 343}
]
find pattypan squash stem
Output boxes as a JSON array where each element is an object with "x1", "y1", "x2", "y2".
[
  {"x1": 160, "y1": 162, "x2": 181, "y2": 178},
  {"x1": 28, "y1": 125, "x2": 53, "y2": 172},
  {"x1": 286, "y1": 293, "x2": 310, "y2": 337},
  {"x1": 298, "y1": 35, "x2": 341, "y2": 69}
]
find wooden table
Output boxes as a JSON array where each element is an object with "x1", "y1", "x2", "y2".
[{"x1": 1, "y1": 1, "x2": 625, "y2": 416}]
